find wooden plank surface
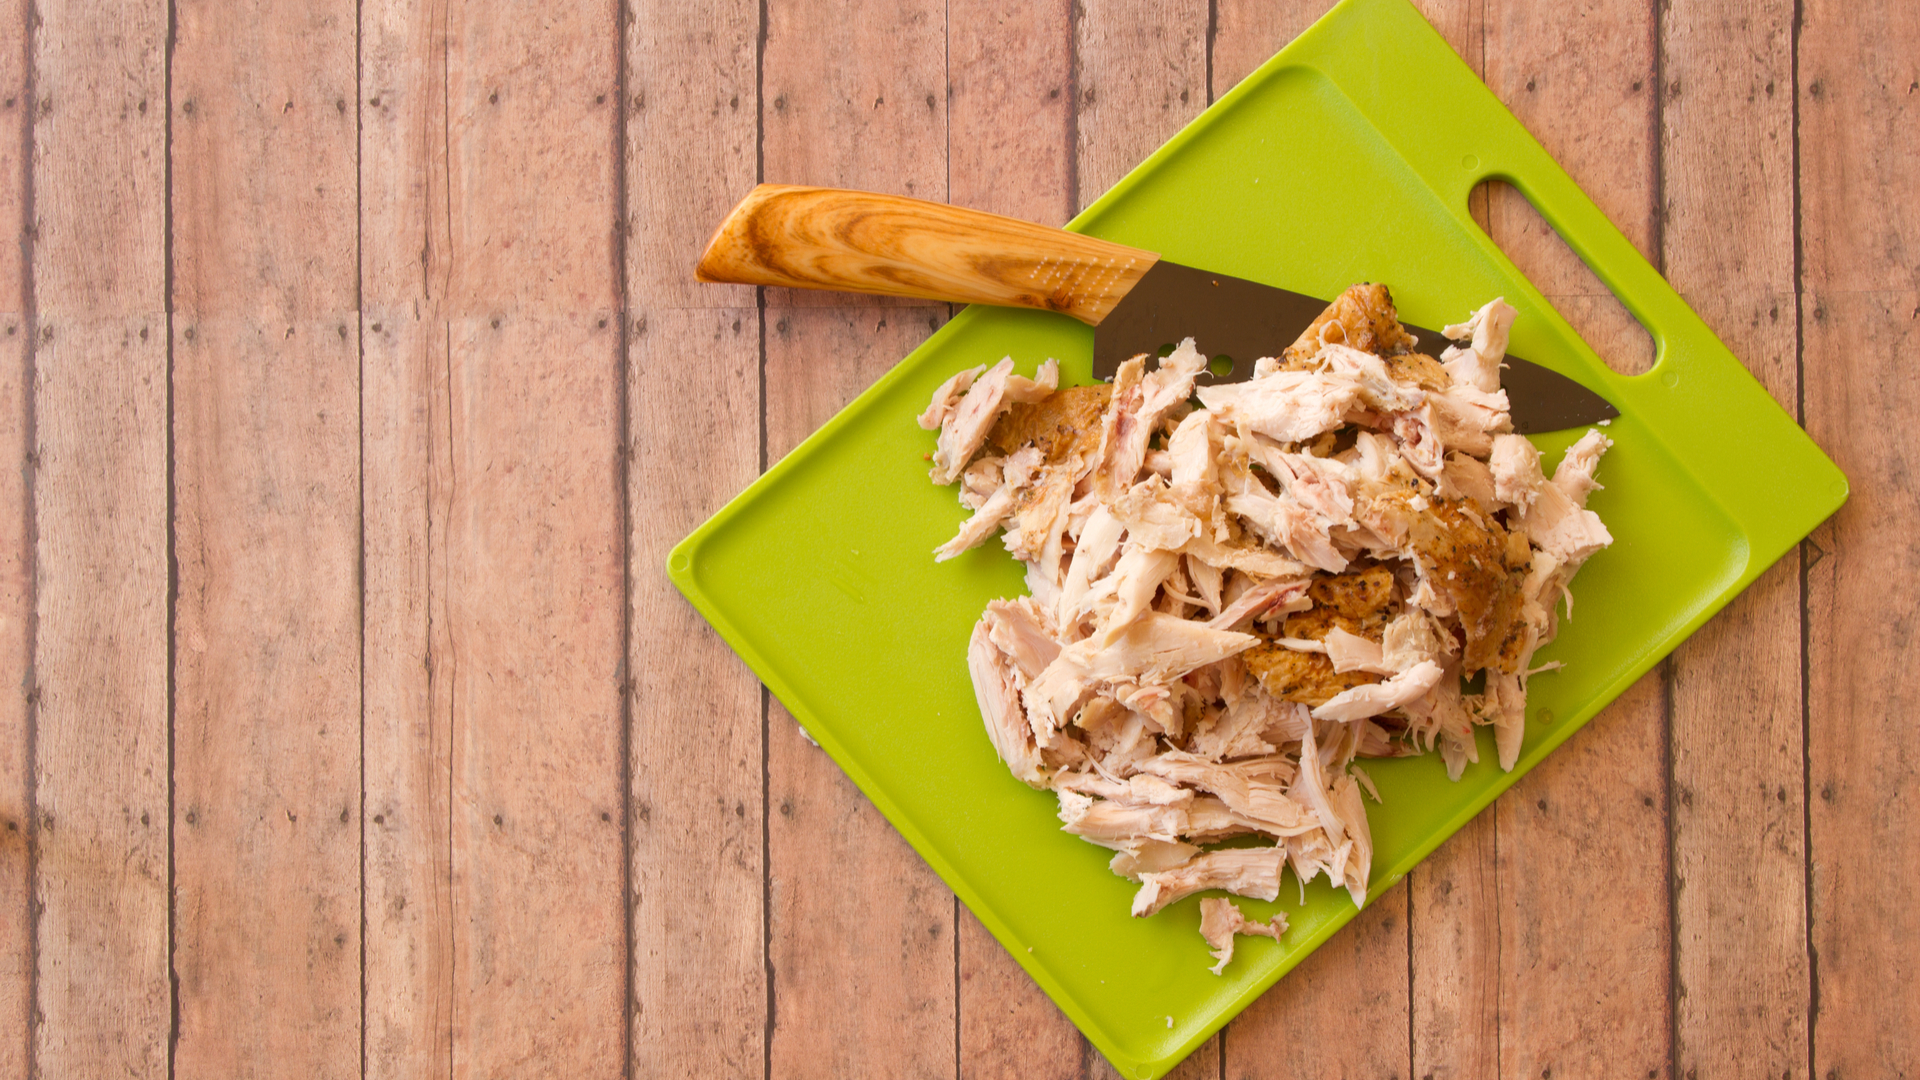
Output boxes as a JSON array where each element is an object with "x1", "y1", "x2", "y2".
[
  {"x1": 168, "y1": 0, "x2": 362, "y2": 1072},
  {"x1": 27, "y1": 0, "x2": 173, "y2": 1075},
  {"x1": 0, "y1": 0, "x2": 28, "y2": 1070},
  {"x1": 759, "y1": 2, "x2": 957, "y2": 1077},
  {"x1": 0, "y1": 0, "x2": 1915, "y2": 1076},
  {"x1": 436, "y1": 5, "x2": 629, "y2": 1076},
  {"x1": 947, "y1": 1, "x2": 1083, "y2": 1074},
  {"x1": 1210, "y1": 5, "x2": 1410, "y2": 1078},
  {"x1": 1801, "y1": 1, "x2": 1920, "y2": 1076},
  {"x1": 1480, "y1": 4, "x2": 1672, "y2": 1075},
  {"x1": 625, "y1": 0, "x2": 765, "y2": 1076},
  {"x1": 358, "y1": 0, "x2": 451, "y2": 1075},
  {"x1": 1660, "y1": 1, "x2": 1809, "y2": 1075}
]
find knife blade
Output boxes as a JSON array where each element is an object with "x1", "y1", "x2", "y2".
[{"x1": 695, "y1": 184, "x2": 1618, "y2": 433}]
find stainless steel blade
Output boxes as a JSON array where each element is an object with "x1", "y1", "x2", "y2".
[{"x1": 1091, "y1": 260, "x2": 1619, "y2": 434}]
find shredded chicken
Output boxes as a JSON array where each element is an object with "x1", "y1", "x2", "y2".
[
  {"x1": 919, "y1": 283, "x2": 1614, "y2": 970},
  {"x1": 1198, "y1": 897, "x2": 1289, "y2": 975}
]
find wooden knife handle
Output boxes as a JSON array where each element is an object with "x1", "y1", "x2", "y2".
[{"x1": 695, "y1": 184, "x2": 1160, "y2": 326}]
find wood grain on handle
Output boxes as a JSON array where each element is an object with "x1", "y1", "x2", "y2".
[{"x1": 695, "y1": 184, "x2": 1160, "y2": 325}]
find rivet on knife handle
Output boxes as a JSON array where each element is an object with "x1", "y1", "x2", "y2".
[{"x1": 695, "y1": 184, "x2": 1160, "y2": 325}]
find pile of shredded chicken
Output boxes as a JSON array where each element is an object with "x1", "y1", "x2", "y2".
[{"x1": 917, "y1": 284, "x2": 1613, "y2": 974}]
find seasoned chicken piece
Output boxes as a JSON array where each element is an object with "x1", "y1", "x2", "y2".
[
  {"x1": 1406, "y1": 498, "x2": 1526, "y2": 673},
  {"x1": 1132, "y1": 846, "x2": 1289, "y2": 917},
  {"x1": 985, "y1": 381, "x2": 1110, "y2": 466},
  {"x1": 1093, "y1": 339, "x2": 1208, "y2": 497},
  {"x1": 1111, "y1": 840, "x2": 1204, "y2": 881},
  {"x1": 1312, "y1": 660, "x2": 1446, "y2": 722},
  {"x1": 1197, "y1": 369, "x2": 1364, "y2": 445},
  {"x1": 1383, "y1": 350, "x2": 1452, "y2": 391},
  {"x1": 1207, "y1": 577, "x2": 1312, "y2": 632},
  {"x1": 935, "y1": 446, "x2": 1044, "y2": 561},
  {"x1": 918, "y1": 364, "x2": 984, "y2": 430},
  {"x1": 1553, "y1": 428, "x2": 1612, "y2": 505},
  {"x1": 1281, "y1": 283, "x2": 1420, "y2": 364},
  {"x1": 1243, "y1": 642, "x2": 1380, "y2": 707},
  {"x1": 1437, "y1": 450, "x2": 1498, "y2": 514},
  {"x1": 932, "y1": 358, "x2": 1046, "y2": 484},
  {"x1": 1198, "y1": 897, "x2": 1288, "y2": 975},
  {"x1": 1240, "y1": 567, "x2": 1397, "y2": 704},
  {"x1": 967, "y1": 616, "x2": 1048, "y2": 787},
  {"x1": 1309, "y1": 563, "x2": 1396, "y2": 621},
  {"x1": 1487, "y1": 433, "x2": 1544, "y2": 510},
  {"x1": 1441, "y1": 297, "x2": 1517, "y2": 392}
]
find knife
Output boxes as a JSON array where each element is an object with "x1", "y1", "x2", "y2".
[{"x1": 695, "y1": 185, "x2": 1617, "y2": 434}]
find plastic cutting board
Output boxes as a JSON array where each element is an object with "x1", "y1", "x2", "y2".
[{"x1": 667, "y1": 0, "x2": 1848, "y2": 1074}]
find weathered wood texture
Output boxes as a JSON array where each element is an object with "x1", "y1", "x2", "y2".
[
  {"x1": 1481, "y1": 4, "x2": 1674, "y2": 1077},
  {"x1": 169, "y1": 0, "x2": 362, "y2": 1073},
  {"x1": 626, "y1": 1, "x2": 765, "y2": 1077},
  {"x1": 1207, "y1": 5, "x2": 1411, "y2": 1079},
  {"x1": 438, "y1": 6, "x2": 630, "y2": 1076},
  {"x1": 947, "y1": 0, "x2": 1083, "y2": 1074},
  {"x1": 1661, "y1": 1, "x2": 1809, "y2": 1076},
  {"x1": 1801, "y1": 1, "x2": 1920, "y2": 1076},
  {"x1": 358, "y1": 0, "x2": 450, "y2": 1075},
  {"x1": 0, "y1": 0, "x2": 1914, "y2": 1077},
  {"x1": 0, "y1": 0, "x2": 29, "y2": 1072},
  {"x1": 760, "y1": 1, "x2": 957, "y2": 1077},
  {"x1": 1072, "y1": 3, "x2": 1219, "y2": 1076},
  {"x1": 28, "y1": 1, "x2": 172, "y2": 1076}
]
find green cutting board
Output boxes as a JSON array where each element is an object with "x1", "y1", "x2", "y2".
[{"x1": 667, "y1": 0, "x2": 1846, "y2": 1074}]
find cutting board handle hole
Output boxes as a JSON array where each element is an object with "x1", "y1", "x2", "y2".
[{"x1": 1470, "y1": 180, "x2": 1656, "y2": 377}]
